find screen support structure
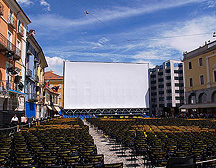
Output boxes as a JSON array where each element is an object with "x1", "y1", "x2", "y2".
[{"x1": 63, "y1": 108, "x2": 148, "y2": 115}]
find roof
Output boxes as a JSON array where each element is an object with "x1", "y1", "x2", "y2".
[
  {"x1": 183, "y1": 40, "x2": 216, "y2": 60},
  {"x1": 44, "y1": 71, "x2": 63, "y2": 80},
  {"x1": 14, "y1": 0, "x2": 31, "y2": 23}
]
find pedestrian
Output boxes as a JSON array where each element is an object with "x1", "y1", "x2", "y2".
[
  {"x1": 11, "y1": 114, "x2": 19, "y2": 126},
  {"x1": 21, "y1": 114, "x2": 26, "y2": 125}
]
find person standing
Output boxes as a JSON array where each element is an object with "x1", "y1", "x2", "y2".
[
  {"x1": 21, "y1": 114, "x2": 27, "y2": 125},
  {"x1": 11, "y1": 114, "x2": 19, "y2": 126}
]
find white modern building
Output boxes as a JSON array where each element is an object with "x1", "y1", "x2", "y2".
[{"x1": 149, "y1": 60, "x2": 184, "y2": 116}]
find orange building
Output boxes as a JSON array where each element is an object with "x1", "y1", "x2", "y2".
[
  {"x1": 44, "y1": 71, "x2": 63, "y2": 108},
  {"x1": 0, "y1": 0, "x2": 31, "y2": 114}
]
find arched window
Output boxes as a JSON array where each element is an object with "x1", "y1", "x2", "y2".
[
  {"x1": 212, "y1": 91, "x2": 216, "y2": 103},
  {"x1": 188, "y1": 93, "x2": 196, "y2": 104},
  {"x1": 198, "y1": 93, "x2": 207, "y2": 103}
]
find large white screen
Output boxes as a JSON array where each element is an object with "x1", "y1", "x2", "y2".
[{"x1": 64, "y1": 62, "x2": 149, "y2": 109}]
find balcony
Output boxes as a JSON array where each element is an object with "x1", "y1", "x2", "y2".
[
  {"x1": 8, "y1": 16, "x2": 16, "y2": 29},
  {"x1": 0, "y1": 33, "x2": 21, "y2": 60},
  {"x1": 26, "y1": 69, "x2": 32, "y2": 77},
  {"x1": 17, "y1": 26, "x2": 24, "y2": 37},
  {"x1": 0, "y1": 80, "x2": 10, "y2": 98},
  {"x1": 28, "y1": 93, "x2": 37, "y2": 102}
]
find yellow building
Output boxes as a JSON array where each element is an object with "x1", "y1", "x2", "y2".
[
  {"x1": 44, "y1": 71, "x2": 63, "y2": 108},
  {"x1": 181, "y1": 40, "x2": 216, "y2": 114}
]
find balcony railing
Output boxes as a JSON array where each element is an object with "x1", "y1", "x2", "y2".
[
  {"x1": 17, "y1": 26, "x2": 24, "y2": 37},
  {"x1": 28, "y1": 93, "x2": 37, "y2": 102},
  {"x1": 0, "y1": 80, "x2": 9, "y2": 97},
  {"x1": 0, "y1": 33, "x2": 21, "y2": 60},
  {"x1": 26, "y1": 69, "x2": 32, "y2": 77},
  {"x1": 8, "y1": 16, "x2": 16, "y2": 29}
]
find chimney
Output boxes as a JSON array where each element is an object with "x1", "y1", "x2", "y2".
[{"x1": 29, "y1": 29, "x2": 35, "y2": 37}]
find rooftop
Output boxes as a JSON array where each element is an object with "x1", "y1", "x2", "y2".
[
  {"x1": 183, "y1": 40, "x2": 216, "y2": 60},
  {"x1": 44, "y1": 71, "x2": 63, "y2": 80}
]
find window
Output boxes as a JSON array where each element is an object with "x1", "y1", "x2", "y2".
[
  {"x1": 200, "y1": 75, "x2": 204, "y2": 85},
  {"x1": 17, "y1": 40, "x2": 21, "y2": 50},
  {"x1": 167, "y1": 103, "x2": 172, "y2": 107},
  {"x1": 167, "y1": 96, "x2": 172, "y2": 100},
  {"x1": 175, "y1": 90, "x2": 184, "y2": 93},
  {"x1": 158, "y1": 72, "x2": 163, "y2": 75},
  {"x1": 159, "y1": 85, "x2": 164, "y2": 88},
  {"x1": 175, "y1": 77, "x2": 183, "y2": 80},
  {"x1": 7, "y1": 31, "x2": 12, "y2": 50},
  {"x1": 174, "y1": 70, "x2": 183, "y2": 74},
  {"x1": 166, "y1": 69, "x2": 170, "y2": 73},
  {"x1": 159, "y1": 91, "x2": 164, "y2": 94},
  {"x1": 18, "y1": 20, "x2": 21, "y2": 31},
  {"x1": 151, "y1": 86, "x2": 156, "y2": 90},
  {"x1": 189, "y1": 61, "x2": 192, "y2": 69},
  {"x1": 159, "y1": 97, "x2": 164, "y2": 101},
  {"x1": 158, "y1": 78, "x2": 163, "y2": 82},
  {"x1": 166, "y1": 83, "x2": 171, "y2": 86},
  {"x1": 8, "y1": 9, "x2": 13, "y2": 22},
  {"x1": 214, "y1": 70, "x2": 216, "y2": 83},
  {"x1": 166, "y1": 76, "x2": 171, "y2": 80},
  {"x1": 159, "y1": 104, "x2": 164, "y2": 107},
  {"x1": 199, "y1": 58, "x2": 203, "y2": 66},
  {"x1": 167, "y1": 90, "x2": 172, "y2": 93},
  {"x1": 189, "y1": 78, "x2": 193, "y2": 87}
]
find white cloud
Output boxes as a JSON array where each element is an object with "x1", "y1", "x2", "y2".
[
  {"x1": 45, "y1": 57, "x2": 65, "y2": 75},
  {"x1": 17, "y1": 0, "x2": 33, "y2": 6},
  {"x1": 40, "y1": 0, "x2": 51, "y2": 11}
]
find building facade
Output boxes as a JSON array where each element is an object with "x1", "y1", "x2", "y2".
[
  {"x1": 44, "y1": 71, "x2": 63, "y2": 108},
  {"x1": 36, "y1": 40, "x2": 48, "y2": 119},
  {"x1": 44, "y1": 87, "x2": 60, "y2": 118},
  {"x1": 25, "y1": 30, "x2": 48, "y2": 119},
  {"x1": 149, "y1": 60, "x2": 184, "y2": 116},
  {"x1": 181, "y1": 40, "x2": 216, "y2": 114},
  {"x1": 0, "y1": 0, "x2": 31, "y2": 126}
]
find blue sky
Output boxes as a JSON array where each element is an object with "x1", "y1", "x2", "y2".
[{"x1": 17, "y1": 0, "x2": 216, "y2": 75}]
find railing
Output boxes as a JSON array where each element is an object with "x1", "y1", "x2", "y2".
[
  {"x1": 8, "y1": 16, "x2": 16, "y2": 29},
  {"x1": 28, "y1": 93, "x2": 38, "y2": 102},
  {"x1": 17, "y1": 26, "x2": 24, "y2": 37},
  {"x1": 0, "y1": 80, "x2": 12, "y2": 97},
  {"x1": 0, "y1": 33, "x2": 21, "y2": 60},
  {"x1": 26, "y1": 69, "x2": 32, "y2": 77}
]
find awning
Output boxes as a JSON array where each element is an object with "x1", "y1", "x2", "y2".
[
  {"x1": 8, "y1": 89, "x2": 25, "y2": 95},
  {"x1": 54, "y1": 106, "x2": 61, "y2": 112},
  {"x1": 179, "y1": 103, "x2": 216, "y2": 109},
  {"x1": 47, "y1": 105, "x2": 52, "y2": 110}
]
